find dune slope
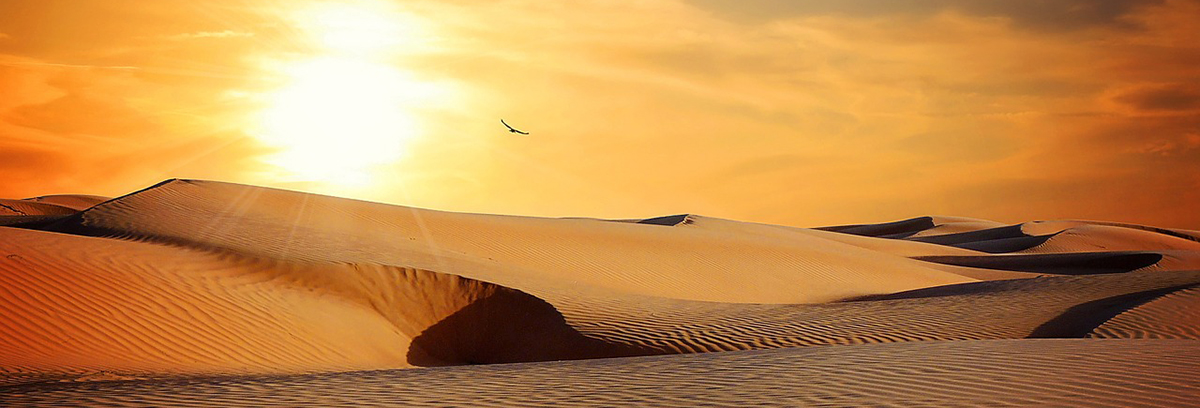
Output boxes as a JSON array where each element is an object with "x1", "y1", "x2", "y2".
[
  {"x1": 4, "y1": 222, "x2": 1199, "y2": 378},
  {"x1": 44, "y1": 179, "x2": 974, "y2": 304},
  {"x1": 1090, "y1": 286, "x2": 1200, "y2": 339},
  {"x1": 22, "y1": 194, "x2": 110, "y2": 211},
  {"x1": 4, "y1": 179, "x2": 1200, "y2": 405},
  {"x1": 824, "y1": 217, "x2": 1200, "y2": 272},
  {"x1": 0, "y1": 227, "x2": 649, "y2": 377}
]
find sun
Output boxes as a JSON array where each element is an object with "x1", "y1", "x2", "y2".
[{"x1": 252, "y1": 1, "x2": 442, "y2": 188}]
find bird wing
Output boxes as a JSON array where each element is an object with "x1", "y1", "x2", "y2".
[
  {"x1": 501, "y1": 119, "x2": 514, "y2": 130},
  {"x1": 516, "y1": 129, "x2": 529, "y2": 135}
]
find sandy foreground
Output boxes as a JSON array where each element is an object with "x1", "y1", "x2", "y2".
[{"x1": 1, "y1": 179, "x2": 1199, "y2": 406}]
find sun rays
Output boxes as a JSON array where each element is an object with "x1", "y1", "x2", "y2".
[{"x1": 251, "y1": 0, "x2": 444, "y2": 189}]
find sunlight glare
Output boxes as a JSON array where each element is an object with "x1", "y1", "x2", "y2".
[
  {"x1": 252, "y1": 1, "x2": 443, "y2": 188},
  {"x1": 296, "y1": 1, "x2": 425, "y2": 55}
]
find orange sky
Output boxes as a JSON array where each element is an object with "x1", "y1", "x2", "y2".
[{"x1": 1, "y1": 0, "x2": 1198, "y2": 228}]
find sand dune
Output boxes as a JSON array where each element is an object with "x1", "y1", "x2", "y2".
[
  {"x1": 0, "y1": 198, "x2": 84, "y2": 227},
  {"x1": 0, "y1": 195, "x2": 104, "y2": 229},
  {"x1": 818, "y1": 215, "x2": 938, "y2": 237},
  {"x1": 1018, "y1": 223, "x2": 1200, "y2": 254},
  {"x1": 0, "y1": 194, "x2": 106, "y2": 219},
  {"x1": 542, "y1": 272, "x2": 1200, "y2": 355},
  {"x1": 675, "y1": 214, "x2": 982, "y2": 257},
  {"x1": 7, "y1": 220, "x2": 1195, "y2": 376},
  {"x1": 43, "y1": 179, "x2": 975, "y2": 303},
  {"x1": 0, "y1": 199, "x2": 77, "y2": 216},
  {"x1": 909, "y1": 216, "x2": 1009, "y2": 237},
  {"x1": 914, "y1": 252, "x2": 1164, "y2": 275},
  {"x1": 22, "y1": 194, "x2": 110, "y2": 211},
  {"x1": 3, "y1": 179, "x2": 1199, "y2": 404},
  {"x1": 818, "y1": 215, "x2": 1006, "y2": 239},
  {"x1": 847, "y1": 219, "x2": 1200, "y2": 255},
  {"x1": 5, "y1": 340, "x2": 1198, "y2": 407},
  {"x1": 823, "y1": 217, "x2": 1200, "y2": 273},
  {"x1": 0, "y1": 227, "x2": 415, "y2": 375},
  {"x1": 0, "y1": 227, "x2": 651, "y2": 376},
  {"x1": 1178, "y1": 229, "x2": 1200, "y2": 240}
]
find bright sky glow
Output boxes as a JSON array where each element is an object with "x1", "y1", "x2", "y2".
[
  {"x1": 1, "y1": 0, "x2": 1197, "y2": 228},
  {"x1": 253, "y1": 1, "x2": 442, "y2": 188}
]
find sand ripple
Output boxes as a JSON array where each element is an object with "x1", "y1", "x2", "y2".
[
  {"x1": 3, "y1": 179, "x2": 1199, "y2": 405},
  {"x1": 4, "y1": 340, "x2": 1197, "y2": 407}
]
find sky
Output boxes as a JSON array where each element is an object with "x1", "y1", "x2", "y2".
[{"x1": 1, "y1": 0, "x2": 1197, "y2": 228}]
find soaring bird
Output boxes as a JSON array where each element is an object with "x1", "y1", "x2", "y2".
[{"x1": 501, "y1": 119, "x2": 529, "y2": 135}]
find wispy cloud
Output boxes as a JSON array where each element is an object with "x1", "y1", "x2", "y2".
[
  {"x1": 162, "y1": 30, "x2": 255, "y2": 41},
  {"x1": 685, "y1": 0, "x2": 1167, "y2": 30},
  {"x1": 1114, "y1": 83, "x2": 1200, "y2": 113},
  {"x1": 0, "y1": 60, "x2": 140, "y2": 71}
]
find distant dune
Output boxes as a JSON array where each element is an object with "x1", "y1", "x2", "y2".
[
  {"x1": 2, "y1": 179, "x2": 1198, "y2": 405},
  {"x1": 21, "y1": 194, "x2": 110, "y2": 211},
  {"x1": 0, "y1": 195, "x2": 108, "y2": 228}
]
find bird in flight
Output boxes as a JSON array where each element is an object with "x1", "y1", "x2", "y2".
[{"x1": 501, "y1": 119, "x2": 529, "y2": 135}]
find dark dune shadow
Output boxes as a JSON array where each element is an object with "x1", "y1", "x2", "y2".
[
  {"x1": 914, "y1": 252, "x2": 1163, "y2": 275},
  {"x1": 1030, "y1": 285, "x2": 1197, "y2": 337},
  {"x1": 0, "y1": 215, "x2": 73, "y2": 228},
  {"x1": 636, "y1": 214, "x2": 693, "y2": 226},
  {"x1": 896, "y1": 224, "x2": 1056, "y2": 253},
  {"x1": 906, "y1": 224, "x2": 1027, "y2": 245},
  {"x1": 846, "y1": 273, "x2": 1180, "y2": 302},
  {"x1": 948, "y1": 234, "x2": 1056, "y2": 253},
  {"x1": 407, "y1": 288, "x2": 653, "y2": 366},
  {"x1": 816, "y1": 216, "x2": 935, "y2": 238},
  {"x1": 846, "y1": 277, "x2": 1046, "y2": 302},
  {"x1": 817, "y1": 218, "x2": 1063, "y2": 253}
]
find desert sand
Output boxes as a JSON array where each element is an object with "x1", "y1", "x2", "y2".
[{"x1": 2, "y1": 179, "x2": 1199, "y2": 406}]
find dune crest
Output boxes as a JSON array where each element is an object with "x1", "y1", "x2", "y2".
[
  {"x1": 22, "y1": 194, "x2": 111, "y2": 211},
  {"x1": 0, "y1": 199, "x2": 76, "y2": 217},
  {"x1": 1090, "y1": 286, "x2": 1200, "y2": 339},
  {"x1": 0, "y1": 198, "x2": 84, "y2": 227},
  {"x1": 822, "y1": 216, "x2": 1200, "y2": 272},
  {"x1": 45, "y1": 179, "x2": 974, "y2": 304}
]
